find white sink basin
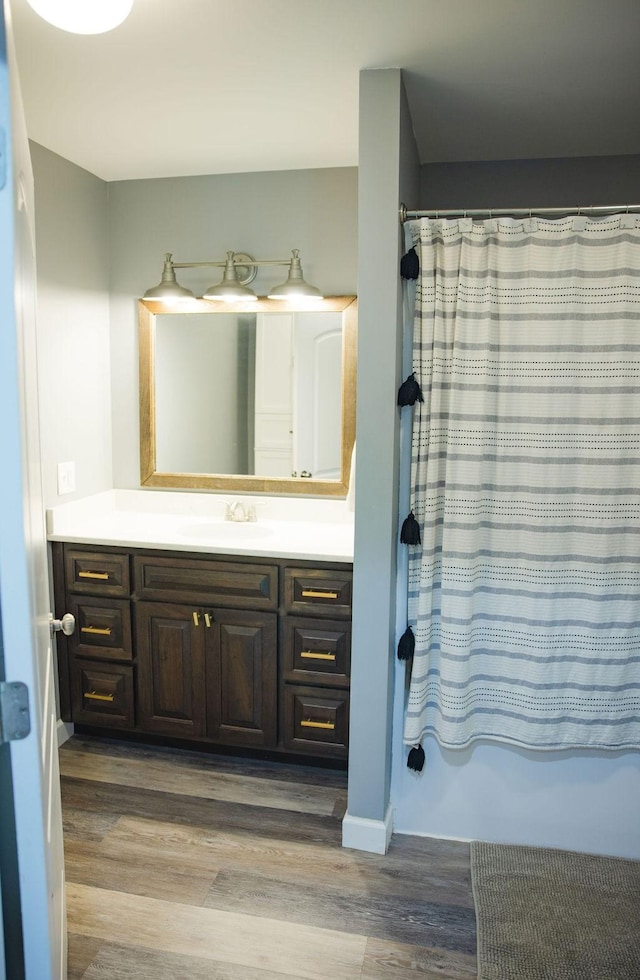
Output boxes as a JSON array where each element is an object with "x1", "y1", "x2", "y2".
[{"x1": 178, "y1": 521, "x2": 274, "y2": 540}]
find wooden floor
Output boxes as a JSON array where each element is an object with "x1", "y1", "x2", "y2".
[{"x1": 60, "y1": 736, "x2": 477, "y2": 979}]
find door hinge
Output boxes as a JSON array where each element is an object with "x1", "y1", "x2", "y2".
[{"x1": 0, "y1": 682, "x2": 31, "y2": 744}]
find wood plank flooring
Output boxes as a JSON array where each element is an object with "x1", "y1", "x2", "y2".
[{"x1": 61, "y1": 736, "x2": 477, "y2": 979}]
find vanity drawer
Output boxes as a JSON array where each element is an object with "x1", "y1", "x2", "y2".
[
  {"x1": 133, "y1": 555, "x2": 278, "y2": 609},
  {"x1": 70, "y1": 659, "x2": 134, "y2": 728},
  {"x1": 282, "y1": 685, "x2": 349, "y2": 759},
  {"x1": 68, "y1": 596, "x2": 132, "y2": 662},
  {"x1": 65, "y1": 549, "x2": 130, "y2": 597},
  {"x1": 283, "y1": 567, "x2": 352, "y2": 618},
  {"x1": 281, "y1": 616, "x2": 350, "y2": 687}
]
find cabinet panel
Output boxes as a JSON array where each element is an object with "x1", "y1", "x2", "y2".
[
  {"x1": 283, "y1": 567, "x2": 352, "y2": 618},
  {"x1": 207, "y1": 610, "x2": 277, "y2": 748},
  {"x1": 282, "y1": 685, "x2": 349, "y2": 759},
  {"x1": 135, "y1": 601, "x2": 206, "y2": 738},
  {"x1": 134, "y1": 555, "x2": 278, "y2": 609},
  {"x1": 65, "y1": 548, "x2": 130, "y2": 596},
  {"x1": 68, "y1": 595, "x2": 132, "y2": 662},
  {"x1": 281, "y1": 616, "x2": 350, "y2": 687},
  {"x1": 70, "y1": 659, "x2": 134, "y2": 728}
]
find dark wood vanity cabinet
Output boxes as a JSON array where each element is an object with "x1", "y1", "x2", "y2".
[{"x1": 53, "y1": 542, "x2": 351, "y2": 762}]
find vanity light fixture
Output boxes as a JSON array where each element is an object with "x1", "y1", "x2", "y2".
[
  {"x1": 142, "y1": 250, "x2": 323, "y2": 304},
  {"x1": 142, "y1": 254, "x2": 199, "y2": 303},
  {"x1": 203, "y1": 252, "x2": 259, "y2": 302},
  {"x1": 267, "y1": 250, "x2": 323, "y2": 301},
  {"x1": 26, "y1": 0, "x2": 134, "y2": 34}
]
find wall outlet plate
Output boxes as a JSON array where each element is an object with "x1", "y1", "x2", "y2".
[{"x1": 57, "y1": 461, "x2": 76, "y2": 495}]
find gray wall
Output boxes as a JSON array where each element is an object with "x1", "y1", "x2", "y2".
[
  {"x1": 347, "y1": 69, "x2": 419, "y2": 838},
  {"x1": 107, "y1": 167, "x2": 357, "y2": 488},
  {"x1": 420, "y1": 154, "x2": 640, "y2": 209},
  {"x1": 30, "y1": 142, "x2": 112, "y2": 508}
]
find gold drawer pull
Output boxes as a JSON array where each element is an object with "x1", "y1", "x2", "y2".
[
  {"x1": 193, "y1": 611, "x2": 200, "y2": 626},
  {"x1": 81, "y1": 626, "x2": 112, "y2": 636},
  {"x1": 84, "y1": 691, "x2": 115, "y2": 702},
  {"x1": 204, "y1": 613, "x2": 212, "y2": 628},
  {"x1": 301, "y1": 589, "x2": 339, "y2": 600},
  {"x1": 301, "y1": 719, "x2": 335, "y2": 731},
  {"x1": 78, "y1": 570, "x2": 109, "y2": 581},
  {"x1": 301, "y1": 650, "x2": 336, "y2": 661}
]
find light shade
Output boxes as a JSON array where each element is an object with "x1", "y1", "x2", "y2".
[
  {"x1": 142, "y1": 254, "x2": 195, "y2": 303},
  {"x1": 26, "y1": 0, "x2": 133, "y2": 34},
  {"x1": 267, "y1": 250, "x2": 323, "y2": 301},
  {"x1": 203, "y1": 252, "x2": 258, "y2": 302}
]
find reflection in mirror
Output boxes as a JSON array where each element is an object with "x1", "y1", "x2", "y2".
[{"x1": 139, "y1": 297, "x2": 357, "y2": 497}]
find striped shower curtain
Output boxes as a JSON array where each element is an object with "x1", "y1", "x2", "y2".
[{"x1": 402, "y1": 214, "x2": 640, "y2": 754}]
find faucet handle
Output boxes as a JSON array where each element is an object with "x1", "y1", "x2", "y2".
[{"x1": 247, "y1": 505, "x2": 257, "y2": 522}]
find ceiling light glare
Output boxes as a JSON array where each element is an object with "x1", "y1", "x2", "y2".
[{"x1": 26, "y1": 0, "x2": 134, "y2": 34}]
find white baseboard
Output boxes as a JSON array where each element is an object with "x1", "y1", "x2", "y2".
[
  {"x1": 391, "y1": 826, "x2": 471, "y2": 843},
  {"x1": 56, "y1": 718, "x2": 74, "y2": 748},
  {"x1": 341, "y1": 805, "x2": 394, "y2": 854}
]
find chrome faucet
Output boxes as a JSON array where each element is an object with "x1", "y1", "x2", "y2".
[{"x1": 225, "y1": 501, "x2": 256, "y2": 522}]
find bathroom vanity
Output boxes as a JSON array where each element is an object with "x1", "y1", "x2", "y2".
[
  {"x1": 50, "y1": 296, "x2": 357, "y2": 764},
  {"x1": 49, "y1": 491, "x2": 354, "y2": 763}
]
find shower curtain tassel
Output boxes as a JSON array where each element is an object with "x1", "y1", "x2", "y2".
[
  {"x1": 397, "y1": 372, "x2": 424, "y2": 406},
  {"x1": 407, "y1": 744, "x2": 425, "y2": 772},
  {"x1": 400, "y1": 245, "x2": 419, "y2": 279},
  {"x1": 400, "y1": 511, "x2": 421, "y2": 545},
  {"x1": 397, "y1": 625, "x2": 415, "y2": 661}
]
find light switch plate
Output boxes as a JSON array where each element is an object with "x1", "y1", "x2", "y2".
[{"x1": 57, "y1": 461, "x2": 76, "y2": 495}]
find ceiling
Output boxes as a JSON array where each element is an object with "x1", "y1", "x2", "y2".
[{"x1": 9, "y1": 0, "x2": 640, "y2": 182}]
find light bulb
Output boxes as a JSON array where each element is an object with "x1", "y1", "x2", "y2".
[{"x1": 26, "y1": 0, "x2": 134, "y2": 34}]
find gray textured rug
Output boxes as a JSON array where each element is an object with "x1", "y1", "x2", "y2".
[{"x1": 471, "y1": 841, "x2": 640, "y2": 980}]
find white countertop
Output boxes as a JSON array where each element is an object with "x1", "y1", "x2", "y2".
[{"x1": 46, "y1": 490, "x2": 354, "y2": 563}]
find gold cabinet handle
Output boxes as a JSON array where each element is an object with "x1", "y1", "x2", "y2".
[
  {"x1": 81, "y1": 626, "x2": 112, "y2": 636},
  {"x1": 192, "y1": 611, "x2": 200, "y2": 626},
  {"x1": 78, "y1": 570, "x2": 109, "y2": 580},
  {"x1": 301, "y1": 589, "x2": 339, "y2": 600},
  {"x1": 84, "y1": 691, "x2": 115, "y2": 702},
  {"x1": 204, "y1": 613, "x2": 212, "y2": 628},
  {"x1": 301, "y1": 719, "x2": 335, "y2": 730},
  {"x1": 300, "y1": 650, "x2": 336, "y2": 661}
]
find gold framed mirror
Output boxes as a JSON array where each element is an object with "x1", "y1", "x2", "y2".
[{"x1": 139, "y1": 296, "x2": 357, "y2": 496}]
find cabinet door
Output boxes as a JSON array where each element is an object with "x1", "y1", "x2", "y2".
[
  {"x1": 136, "y1": 601, "x2": 206, "y2": 738},
  {"x1": 206, "y1": 610, "x2": 277, "y2": 748}
]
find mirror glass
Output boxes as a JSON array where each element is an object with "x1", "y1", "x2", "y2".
[{"x1": 139, "y1": 297, "x2": 356, "y2": 496}]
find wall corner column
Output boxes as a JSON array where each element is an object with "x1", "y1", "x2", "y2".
[{"x1": 344, "y1": 68, "x2": 419, "y2": 852}]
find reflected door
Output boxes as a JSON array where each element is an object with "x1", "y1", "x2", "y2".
[
  {"x1": 293, "y1": 312, "x2": 343, "y2": 480},
  {"x1": 253, "y1": 313, "x2": 293, "y2": 477}
]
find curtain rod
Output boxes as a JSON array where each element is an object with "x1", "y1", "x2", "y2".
[{"x1": 399, "y1": 203, "x2": 640, "y2": 222}]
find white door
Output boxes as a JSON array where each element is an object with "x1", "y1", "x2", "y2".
[
  {"x1": 0, "y1": 3, "x2": 66, "y2": 978},
  {"x1": 293, "y1": 312, "x2": 343, "y2": 480}
]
